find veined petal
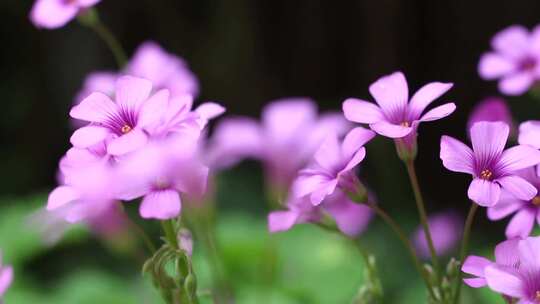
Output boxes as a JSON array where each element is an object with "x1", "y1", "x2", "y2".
[
  {"x1": 370, "y1": 121, "x2": 412, "y2": 138},
  {"x1": 463, "y1": 278, "x2": 487, "y2": 288},
  {"x1": 496, "y1": 175, "x2": 537, "y2": 201},
  {"x1": 440, "y1": 135, "x2": 474, "y2": 174},
  {"x1": 484, "y1": 265, "x2": 525, "y2": 298},
  {"x1": 518, "y1": 120, "x2": 540, "y2": 148},
  {"x1": 139, "y1": 190, "x2": 181, "y2": 220},
  {"x1": 478, "y1": 53, "x2": 516, "y2": 79},
  {"x1": 487, "y1": 191, "x2": 523, "y2": 220},
  {"x1": 505, "y1": 208, "x2": 536, "y2": 239},
  {"x1": 341, "y1": 127, "x2": 375, "y2": 160},
  {"x1": 115, "y1": 76, "x2": 153, "y2": 111},
  {"x1": 468, "y1": 178, "x2": 501, "y2": 207},
  {"x1": 70, "y1": 125, "x2": 110, "y2": 148},
  {"x1": 342, "y1": 98, "x2": 384, "y2": 124},
  {"x1": 47, "y1": 186, "x2": 79, "y2": 210},
  {"x1": 517, "y1": 236, "x2": 540, "y2": 270},
  {"x1": 70, "y1": 92, "x2": 117, "y2": 123},
  {"x1": 409, "y1": 82, "x2": 453, "y2": 119},
  {"x1": 107, "y1": 128, "x2": 148, "y2": 156},
  {"x1": 494, "y1": 239, "x2": 520, "y2": 266},
  {"x1": 138, "y1": 89, "x2": 170, "y2": 128},
  {"x1": 30, "y1": 0, "x2": 78, "y2": 29},
  {"x1": 419, "y1": 103, "x2": 456, "y2": 122},
  {"x1": 462, "y1": 255, "x2": 492, "y2": 277},
  {"x1": 368, "y1": 71, "x2": 408, "y2": 120},
  {"x1": 313, "y1": 134, "x2": 341, "y2": 172},
  {"x1": 499, "y1": 73, "x2": 534, "y2": 96},
  {"x1": 470, "y1": 121, "x2": 509, "y2": 166},
  {"x1": 268, "y1": 210, "x2": 300, "y2": 233}
]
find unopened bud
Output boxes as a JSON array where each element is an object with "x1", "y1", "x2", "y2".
[{"x1": 177, "y1": 228, "x2": 193, "y2": 256}]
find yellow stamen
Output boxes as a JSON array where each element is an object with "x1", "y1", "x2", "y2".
[
  {"x1": 121, "y1": 125, "x2": 132, "y2": 134},
  {"x1": 480, "y1": 169, "x2": 493, "y2": 180},
  {"x1": 533, "y1": 197, "x2": 540, "y2": 206}
]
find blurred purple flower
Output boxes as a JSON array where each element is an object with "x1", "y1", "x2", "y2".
[
  {"x1": 0, "y1": 252, "x2": 12, "y2": 298},
  {"x1": 343, "y1": 71, "x2": 454, "y2": 158},
  {"x1": 30, "y1": 0, "x2": 100, "y2": 29},
  {"x1": 268, "y1": 189, "x2": 373, "y2": 237},
  {"x1": 487, "y1": 166, "x2": 540, "y2": 238},
  {"x1": 177, "y1": 228, "x2": 193, "y2": 256},
  {"x1": 70, "y1": 76, "x2": 169, "y2": 156},
  {"x1": 467, "y1": 97, "x2": 514, "y2": 134},
  {"x1": 114, "y1": 136, "x2": 208, "y2": 220},
  {"x1": 292, "y1": 127, "x2": 375, "y2": 206},
  {"x1": 440, "y1": 121, "x2": 540, "y2": 207},
  {"x1": 519, "y1": 120, "x2": 540, "y2": 150},
  {"x1": 478, "y1": 25, "x2": 540, "y2": 95},
  {"x1": 206, "y1": 98, "x2": 350, "y2": 192},
  {"x1": 462, "y1": 237, "x2": 540, "y2": 303},
  {"x1": 412, "y1": 211, "x2": 462, "y2": 259}
]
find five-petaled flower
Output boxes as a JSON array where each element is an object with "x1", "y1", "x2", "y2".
[
  {"x1": 478, "y1": 25, "x2": 540, "y2": 95},
  {"x1": 440, "y1": 121, "x2": 540, "y2": 207},
  {"x1": 30, "y1": 0, "x2": 101, "y2": 29}
]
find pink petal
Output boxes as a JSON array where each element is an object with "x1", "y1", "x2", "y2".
[
  {"x1": 463, "y1": 278, "x2": 487, "y2": 288},
  {"x1": 107, "y1": 128, "x2": 148, "y2": 156},
  {"x1": 323, "y1": 194, "x2": 372, "y2": 236},
  {"x1": 262, "y1": 98, "x2": 316, "y2": 143},
  {"x1": 470, "y1": 121, "x2": 509, "y2": 164},
  {"x1": 78, "y1": 0, "x2": 101, "y2": 6},
  {"x1": 440, "y1": 135, "x2": 475, "y2": 174},
  {"x1": 505, "y1": 208, "x2": 536, "y2": 238},
  {"x1": 467, "y1": 178, "x2": 501, "y2": 207},
  {"x1": 518, "y1": 120, "x2": 540, "y2": 148},
  {"x1": 313, "y1": 134, "x2": 342, "y2": 172},
  {"x1": 30, "y1": 0, "x2": 78, "y2": 29},
  {"x1": 70, "y1": 92, "x2": 117, "y2": 123},
  {"x1": 499, "y1": 73, "x2": 534, "y2": 96},
  {"x1": 174, "y1": 162, "x2": 209, "y2": 198},
  {"x1": 368, "y1": 71, "x2": 409, "y2": 120},
  {"x1": 139, "y1": 190, "x2": 181, "y2": 220},
  {"x1": 268, "y1": 210, "x2": 300, "y2": 233},
  {"x1": 293, "y1": 174, "x2": 331, "y2": 198},
  {"x1": 462, "y1": 255, "x2": 492, "y2": 277},
  {"x1": 341, "y1": 127, "x2": 375, "y2": 160},
  {"x1": 478, "y1": 53, "x2": 516, "y2": 79},
  {"x1": 369, "y1": 121, "x2": 412, "y2": 138},
  {"x1": 0, "y1": 266, "x2": 13, "y2": 296},
  {"x1": 484, "y1": 265, "x2": 525, "y2": 298},
  {"x1": 137, "y1": 89, "x2": 169, "y2": 128},
  {"x1": 467, "y1": 97, "x2": 513, "y2": 131},
  {"x1": 195, "y1": 102, "x2": 226, "y2": 120},
  {"x1": 115, "y1": 76, "x2": 153, "y2": 111},
  {"x1": 487, "y1": 191, "x2": 523, "y2": 220},
  {"x1": 70, "y1": 125, "x2": 110, "y2": 148},
  {"x1": 492, "y1": 25, "x2": 530, "y2": 60},
  {"x1": 408, "y1": 82, "x2": 453, "y2": 119},
  {"x1": 496, "y1": 175, "x2": 537, "y2": 201},
  {"x1": 342, "y1": 98, "x2": 384, "y2": 124},
  {"x1": 419, "y1": 103, "x2": 456, "y2": 122},
  {"x1": 47, "y1": 186, "x2": 79, "y2": 210},
  {"x1": 517, "y1": 236, "x2": 540, "y2": 269},
  {"x1": 341, "y1": 148, "x2": 366, "y2": 173},
  {"x1": 494, "y1": 239, "x2": 520, "y2": 266},
  {"x1": 310, "y1": 180, "x2": 338, "y2": 206}
]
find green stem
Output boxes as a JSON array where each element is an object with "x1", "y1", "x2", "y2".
[
  {"x1": 161, "y1": 220, "x2": 178, "y2": 248},
  {"x1": 452, "y1": 203, "x2": 478, "y2": 304},
  {"x1": 128, "y1": 218, "x2": 157, "y2": 254},
  {"x1": 364, "y1": 200, "x2": 436, "y2": 299},
  {"x1": 405, "y1": 160, "x2": 441, "y2": 281}
]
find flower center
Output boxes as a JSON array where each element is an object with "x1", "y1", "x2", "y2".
[
  {"x1": 154, "y1": 177, "x2": 170, "y2": 190},
  {"x1": 533, "y1": 196, "x2": 540, "y2": 206},
  {"x1": 520, "y1": 57, "x2": 537, "y2": 72},
  {"x1": 121, "y1": 124, "x2": 132, "y2": 134},
  {"x1": 400, "y1": 121, "x2": 410, "y2": 127},
  {"x1": 480, "y1": 169, "x2": 493, "y2": 180}
]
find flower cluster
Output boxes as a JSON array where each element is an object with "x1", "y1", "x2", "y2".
[{"x1": 48, "y1": 75, "x2": 224, "y2": 222}]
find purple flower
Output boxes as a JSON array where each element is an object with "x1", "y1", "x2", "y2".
[
  {"x1": 207, "y1": 98, "x2": 350, "y2": 192},
  {"x1": 487, "y1": 167, "x2": 540, "y2": 238},
  {"x1": 463, "y1": 237, "x2": 540, "y2": 303},
  {"x1": 114, "y1": 136, "x2": 208, "y2": 220},
  {"x1": 467, "y1": 97, "x2": 514, "y2": 134},
  {"x1": 292, "y1": 127, "x2": 375, "y2": 206},
  {"x1": 268, "y1": 189, "x2": 373, "y2": 237},
  {"x1": 440, "y1": 121, "x2": 540, "y2": 206},
  {"x1": 30, "y1": 0, "x2": 101, "y2": 29},
  {"x1": 70, "y1": 76, "x2": 169, "y2": 156},
  {"x1": 342, "y1": 71, "x2": 455, "y2": 158},
  {"x1": 0, "y1": 252, "x2": 13, "y2": 298},
  {"x1": 519, "y1": 120, "x2": 540, "y2": 150},
  {"x1": 412, "y1": 211, "x2": 462, "y2": 259},
  {"x1": 479, "y1": 25, "x2": 540, "y2": 95}
]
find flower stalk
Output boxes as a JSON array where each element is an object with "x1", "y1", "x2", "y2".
[{"x1": 452, "y1": 203, "x2": 478, "y2": 304}]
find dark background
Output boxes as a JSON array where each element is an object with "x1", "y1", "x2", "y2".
[{"x1": 2, "y1": 0, "x2": 540, "y2": 228}]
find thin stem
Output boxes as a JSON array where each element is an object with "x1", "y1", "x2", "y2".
[
  {"x1": 365, "y1": 200, "x2": 436, "y2": 299},
  {"x1": 161, "y1": 219, "x2": 178, "y2": 248},
  {"x1": 405, "y1": 160, "x2": 441, "y2": 280},
  {"x1": 452, "y1": 203, "x2": 478, "y2": 304},
  {"x1": 90, "y1": 20, "x2": 128, "y2": 68}
]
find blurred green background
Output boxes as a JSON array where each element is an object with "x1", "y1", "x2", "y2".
[{"x1": 2, "y1": 0, "x2": 540, "y2": 303}]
